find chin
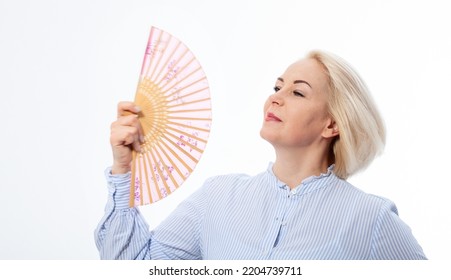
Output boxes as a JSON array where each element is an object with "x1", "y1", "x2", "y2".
[{"x1": 260, "y1": 127, "x2": 277, "y2": 144}]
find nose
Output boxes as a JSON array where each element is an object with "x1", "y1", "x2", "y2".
[{"x1": 269, "y1": 91, "x2": 284, "y2": 106}]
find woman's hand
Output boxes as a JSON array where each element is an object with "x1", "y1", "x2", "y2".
[{"x1": 110, "y1": 101, "x2": 144, "y2": 174}]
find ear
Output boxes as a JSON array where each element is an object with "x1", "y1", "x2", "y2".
[{"x1": 322, "y1": 118, "x2": 339, "y2": 139}]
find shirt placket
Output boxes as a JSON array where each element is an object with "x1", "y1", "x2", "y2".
[{"x1": 260, "y1": 186, "x2": 297, "y2": 258}]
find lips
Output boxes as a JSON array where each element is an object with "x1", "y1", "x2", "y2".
[{"x1": 265, "y1": 112, "x2": 282, "y2": 122}]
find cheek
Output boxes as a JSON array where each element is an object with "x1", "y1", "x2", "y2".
[
  {"x1": 263, "y1": 98, "x2": 271, "y2": 112},
  {"x1": 292, "y1": 106, "x2": 327, "y2": 130}
]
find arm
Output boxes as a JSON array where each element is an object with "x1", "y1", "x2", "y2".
[
  {"x1": 94, "y1": 168, "x2": 152, "y2": 259},
  {"x1": 94, "y1": 101, "x2": 204, "y2": 259},
  {"x1": 94, "y1": 101, "x2": 149, "y2": 259},
  {"x1": 370, "y1": 200, "x2": 427, "y2": 260},
  {"x1": 94, "y1": 167, "x2": 205, "y2": 259}
]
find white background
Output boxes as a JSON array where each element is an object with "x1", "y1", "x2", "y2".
[{"x1": 0, "y1": 0, "x2": 449, "y2": 260}]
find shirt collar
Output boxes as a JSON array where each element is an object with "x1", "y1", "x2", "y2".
[{"x1": 266, "y1": 162, "x2": 336, "y2": 194}]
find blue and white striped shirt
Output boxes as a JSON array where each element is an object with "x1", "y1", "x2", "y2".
[{"x1": 95, "y1": 163, "x2": 426, "y2": 260}]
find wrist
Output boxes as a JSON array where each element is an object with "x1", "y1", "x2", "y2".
[
  {"x1": 111, "y1": 163, "x2": 131, "y2": 175},
  {"x1": 105, "y1": 167, "x2": 132, "y2": 209}
]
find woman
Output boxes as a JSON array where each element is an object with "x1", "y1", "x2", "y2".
[{"x1": 95, "y1": 50, "x2": 426, "y2": 259}]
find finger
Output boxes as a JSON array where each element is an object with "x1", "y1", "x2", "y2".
[
  {"x1": 136, "y1": 118, "x2": 145, "y2": 144},
  {"x1": 132, "y1": 136, "x2": 142, "y2": 153},
  {"x1": 110, "y1": 126, "x2": 141, "y2": 152},
  {"x1": 115, "y1": 114, "x2": 141, "y2": 127},
  {"x1": 110, "y1": 126, "x2": 139, "y2": 147},
  {"x1": 115, "y1": 112, "x2": 145, "y2": 144},
  {"x1": 117, "y1": 101, "x2": 141, "y2": 117}
]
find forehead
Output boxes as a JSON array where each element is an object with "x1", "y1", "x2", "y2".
[{"x1": 280, "y1": 58, "x2": 328, "y2": 90}]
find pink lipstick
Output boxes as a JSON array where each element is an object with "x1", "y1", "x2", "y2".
[{"x1": 266, "y1": 112, "x2": 282, "y2": 122}]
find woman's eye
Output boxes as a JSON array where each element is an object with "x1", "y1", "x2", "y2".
[
  {"x1": 294, "y1": 91, "x2": 305, "y2": 97},
  {"x1": 273, "y1": 86, "x2": 281, "y2": 92}
]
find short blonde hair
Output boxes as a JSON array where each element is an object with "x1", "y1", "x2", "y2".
[{"x1": 308, "y1": 50, "x2": 386, "y2": 179}]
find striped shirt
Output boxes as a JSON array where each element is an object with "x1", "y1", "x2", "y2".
[{"x1": 95, "y1": 163, "x2": 426, "y2": 260}]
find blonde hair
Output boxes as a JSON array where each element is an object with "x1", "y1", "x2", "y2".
[{"x1": 307, "y1": 50, "x2": 386, "y2": 179}]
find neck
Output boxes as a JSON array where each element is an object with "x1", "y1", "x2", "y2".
[{"x1": 272, "y1": 146, "x2": 331, "y2": 189}]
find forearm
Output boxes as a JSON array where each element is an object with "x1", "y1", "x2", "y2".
[{"x1": 94, "y1": 168, "x2": 151, "y2": 259}]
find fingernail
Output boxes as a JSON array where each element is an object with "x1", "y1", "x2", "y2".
[{"x1": 135, "y1": 106, "x2": 141, "y2": 112}]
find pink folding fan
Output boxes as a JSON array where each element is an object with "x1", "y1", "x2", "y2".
[{"x1": 130, "y1": 26, "x2": 212, "y2": 207}]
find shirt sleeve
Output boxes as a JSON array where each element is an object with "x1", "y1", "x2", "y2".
[
  {"x1": 94, "y1": 168, "x2": 152, "y2": 259},
  {"x1": 94, "y1": 167, "x2": 205, "y2": 260},
  {"x1": 370, "y1": 200, "x2": 427, "y2": 260}
]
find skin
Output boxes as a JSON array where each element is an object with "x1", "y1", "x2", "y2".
[
  {"x1": 110, "y1": 101, "x2": 144, "y2": 174},
  {"x1": 260, "y1": 58, "x2": 338, "y2": 188},
  {"x1": 110, "y1": 58, "x2": 338, "y2": 188}
]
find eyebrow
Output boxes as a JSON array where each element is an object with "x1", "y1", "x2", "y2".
[{"x1": 277, "y1": 77, "x2": 312, "y2": 89}]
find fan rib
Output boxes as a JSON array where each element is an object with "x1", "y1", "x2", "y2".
[
  {"x1": 137, "y1": 156, "x2": 144, "y2": 205},
  {"x1": 130, "y1": 151, "x2": 138, "y2": 207},
  {"x1": 144, "y1": 30, "x2": 166, "y2": 80},
  {"x1": 165, "y1": 126, "x2": 209, "y2": 144},
  {"x1": 165, "y1": 80, "x2": 208, "y2": 101},
  {"x1": 141, "y1": 152, "x2": 154, "y2": 204},
  {"x1": 139, "y1": 102, "x2": 211, "y2": 114},
  {"x1": 167, "y1": 116, "x2": 212, "y2": 122},
  {"x1": 157, "y1": 53, "x2": 195, "y2": 88},
  {"x1": 162, "y1": 132, "x2": 199, "y2": 163},
  {"x1": 164, "y1": 130, "x2": 204, "y2": 154},
  {"x1": 146, "y1": 42, "x2": 168, "y2": 81},
  {"x1": 162, "y1": 75, "x2": 208, "y2": 100},
  {"x1": 166, "y1": 107, "x2": 211, "y2": 114},
  {"x1": 154, "y1": 141, "x2": 184, "y2": 187},
  {"x1": 151, "y1": 143, "x2": 180, "y2": 191},
  {"x1": 153, "y1": 40, "x2": 183, "y2": 85},
  {"x1": 148, "y1": 148, "x2": 170, "y2": 200},
  {"x1": 166, "y1": 120, "x2": 210, "y2": 133},
  {"x1": 160, "y1": 65, "x2": 202, "y2": 94},
  {"x1": 155, "y1": 48, "x2": 191, "y2": 87},
  {"x1": 166, "y1": 107, "x2": 211, "y2": 115},
  {"x1": 146, "y1": 148, "x2": 163, "y2": 202},
  {"x1": 158, "y1": 61, "x2": 201, "y2": 93},
  {"x1": 162, "y1": 74, "x2": 208, "y2": 96},
  {"x1": 139, "y1": 27, "x2": 155, "y2": 76},
  {"x1": 136, "y1": 82, "x2": 161, "y2": 102},
  {"x1": 159, "y1": 136, "x2": 196, "y2": 172},
  {"x1": 166, "y1": 97, "x2": 211, "y2": 109}
]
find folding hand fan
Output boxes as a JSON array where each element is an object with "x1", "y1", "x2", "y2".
[{"x1": 130, "y1": 26, "x2": 212, "y2": 207}]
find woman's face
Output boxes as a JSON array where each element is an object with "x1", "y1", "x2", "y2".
[{"x1": 260, "y1": 58, "x2": 334, "y2": 149}]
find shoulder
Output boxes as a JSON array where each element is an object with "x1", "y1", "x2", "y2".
[
  {"x1": 196, "y1": 169, "x2": 273, "y2": 202},
  {"x1": 202, "y1": 169, "x2": 271, "y2": 189},
  {"x1": 327, "y1": 176, "x2": 426, "y2": 259},
  {"x1": 183, "y1": 169, "x2": 270, "y2": 207},
  {"x1": 326, "y1": 175, "x2": 397, "y2": 216},
  {"x1": 171, "y1": 173, "x2": 255, "y2": 217},
  {"x1": 337, "y1": 176, "x2": 393, "y2": 202},
  {"x1": 203, "y1": 172, "x2": 252, "y2": 187}
]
